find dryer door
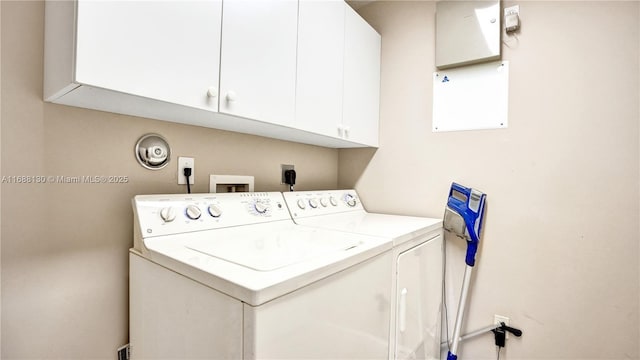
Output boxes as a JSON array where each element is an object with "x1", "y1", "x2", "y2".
[{"x1": 394, "y1": 235, "x2": 443, "y2": 360}]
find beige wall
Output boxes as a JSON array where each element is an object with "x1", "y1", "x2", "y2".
[
  {"x1": 3, "y1": 1, "x2": 639, "y2": 359},
  {"x1": 1, "y1": 0, "x2": 3, "y2": 355},
  {"x1": 1, "y1": 1, "x2": 338, "y2": 358},
  {"x1": 342, "y1": 1, "x2": 640, "y2": 359}
]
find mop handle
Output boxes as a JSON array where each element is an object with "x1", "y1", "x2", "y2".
[{"x1": 447, "y1": 264, "x2": 474, "y2": 360}]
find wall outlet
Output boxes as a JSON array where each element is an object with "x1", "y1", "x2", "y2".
[
  {"x1": 281, "y1": 164, "x2": 294, "y2": 184},
  {"x1": 494, "y1": 314, "x2": 510, "y2": 339},
  {"x1": 504, "y1": 5, "x2": 520, "y2": 32},
  {"x1": 504, "y1": 5, "x2": 520, "y2": 18},
  {"x1": 178, "y1": 157, "x2": 195, "y2": 185}
]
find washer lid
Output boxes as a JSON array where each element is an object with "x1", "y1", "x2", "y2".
[{"x1": 185, "y1": 226, "x2": 361, "y2": 271}]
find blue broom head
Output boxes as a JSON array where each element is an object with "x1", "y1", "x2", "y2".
[{"x1": 443, "y1": 182, "x2": 487, "y2": 266}]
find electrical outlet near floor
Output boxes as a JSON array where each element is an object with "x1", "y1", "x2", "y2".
[
  {"x1": 117, "y1": 343, "x2": 130, "y2": 360},
  {"x1": 494, "y1": 314, "x2": 510, "y2": 338}
]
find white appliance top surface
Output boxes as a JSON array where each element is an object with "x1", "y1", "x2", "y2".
[
  {"x1": 184, "y1": 223, "x2": 361, "y2": 271},
  {"x1": 282, "y1": 190, "x2": 442, "y2": 245},
  {"x1": 132, "y1": 192, "x2": 391, "y2": 306},
  {"x1": 140, "y1": 221, "x2": 390, "y2": 306},
  {"x1": 294, "y1": 212, "x2": 442, "y2": 245}
]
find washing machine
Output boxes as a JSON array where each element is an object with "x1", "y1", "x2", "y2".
[
  {"x1": 129, "y1": 192, "x2": 394, "y2": 359},
  {"x1": 282, "y1": 190, "x2": 443, "y2": 360}
]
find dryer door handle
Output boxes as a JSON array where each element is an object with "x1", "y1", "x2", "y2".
[{"x1": 399, "y1": 288, "x2": 407, "y2": 333}]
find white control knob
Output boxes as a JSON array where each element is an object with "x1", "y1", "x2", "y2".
[
  {"x1": 208, "y1": 204, "x2": 222, "y2": 218},
  {"x1": 207, "y1": 87, "x2": 218, "y2": 98},
  {"x1": 185, "y1": 205, "x2": 202, "y2": 220},
  {"x1": 254, "y1": 202, "x2": 268, "y2": 214},
  {"x1": 344, "y1": 194, "x2": 357, "y2": 207},
  {"x1": 159, "y1": 207, "x2": 177, "y2": 222},
  {"x1": 226, "y1": 91, "x2": 237, "y2": 102},
  {"x1": 329, "y1": 196, "x2": 338, "y2": 206},
  {"x1": 297, "y1": 199, "x2": 306, "y2": 209},
  {"x1": 309, "y1": 199, "x2": 319, "y2": 209},
  {"x1": 320, "y1": 198, "x2": 328, "y2": 207}
]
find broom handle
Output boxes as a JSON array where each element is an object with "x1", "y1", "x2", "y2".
[{"x1": 448, "y1": 264, "x2": 474, "y2": 360}]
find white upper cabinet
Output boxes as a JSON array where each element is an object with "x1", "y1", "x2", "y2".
[
  {"x1": 342, "y1": 5, "x2": 381, "y2": 147},
  {"x1": 50, "y1": 0, "x2": 222, "y2": 111},
  {"x1": 219, "y1": 0, "x2": 298, "y2": 127},
  {"x1": 295, "y1": 0, "x2": 345, "y2": 138},
  {"x1": 296, "y1": 1, "x2": 381, "y2": 147},
  {"x1": 44, "y1": 0, "x2": 380, "y2": 148}
]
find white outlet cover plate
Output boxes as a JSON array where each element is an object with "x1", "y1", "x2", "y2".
[
  {"x1": 178, "y1": 156, "x2": 195, "y2": 185},
  {"x1": 494, "y1": 314, "x2": 510, "y2": 339}
]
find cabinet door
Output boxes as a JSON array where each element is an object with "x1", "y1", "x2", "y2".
[
  {"x1": 342, "y1": 5, "x2": 381, "y2": 146},
  {"x1": 295, "y1": 0, "x2": 345, "y2": 137},
  {"x1": 395, "y1": 236, "x2": 443, "y2": 360},
  {"x1": 219, "y1": 0, "x2": 298, "y2": 126},
  {"x1": 75, "y1": 0, "x2": 222, "y2": 111}
]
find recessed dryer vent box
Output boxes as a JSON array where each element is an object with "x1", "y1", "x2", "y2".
[
  {"x1": 435, "y1": 0, "x2": 501, "y2": 69},
  {"x1": 209, "y1": 175, "x2": 255, "y2": 193}
]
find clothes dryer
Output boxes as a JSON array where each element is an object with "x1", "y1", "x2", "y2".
[{"x1": 283, "y1": 190, "x2": 443, "y2": 360}]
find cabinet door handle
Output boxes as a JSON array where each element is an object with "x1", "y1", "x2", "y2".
[
  {"x1": 399, "y1": 287, "x2": 407, "y2": 333},
  {"x1": 343, "y1": 126, "x2": 351, "y2": 138},
  {"x1": 226, "y1": 91, "x2": 237, "y2": 102},
  {"x1": 207, "y1": 87, "x2": 218, "y2": 98},
  {"x1": 337, "y1": 124, "x2": 344, "y2": 137}
]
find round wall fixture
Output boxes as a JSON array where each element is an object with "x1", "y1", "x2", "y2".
[{"x1": 135, "y1": 133, "x2": 171, "y2": 170}]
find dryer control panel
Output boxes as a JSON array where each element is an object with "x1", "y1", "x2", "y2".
[
  {"x1": 133, "y1": 192, "x2": 290, "y2": 239},
  {"x1": 283, "y1": 190, "x2": 364, "y2": 219}
]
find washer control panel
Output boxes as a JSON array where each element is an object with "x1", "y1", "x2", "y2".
[
  {"x1": 134, "y1": 192, "x2": 289, "y2": 238},
  {"x1": 282, "y1": 190, "x2": 364, "y2": 218}
]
